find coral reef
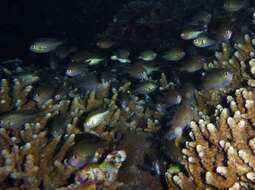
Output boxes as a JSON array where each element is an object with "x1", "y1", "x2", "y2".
[
  {"x1": 195, "y1": 34, "x2": 255, "y2": 111},
  {"x1": 0, "y1": 67, "x2": 162, "y2": 189},
  {"x1": 4, "y1": 1, "x2": 255, "y2": 189},
  {"x1": 0, "y1": 74, "x2": 129, "y2": 189},
  {"x1": 166, "y1": 87, "x2": 255, "y2": 189}
]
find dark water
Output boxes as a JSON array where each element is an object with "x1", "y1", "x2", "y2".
[{"x1": 1, "y1": 0, "x2": 126, "y2": 59}]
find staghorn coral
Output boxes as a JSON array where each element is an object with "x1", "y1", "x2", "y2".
[
  {"x1": 166, "y1": 87, "x2": 255, "y2": 190},
  {"x1": 0, "y1": 101, "x2": 126, "y2": 189},
  {"x1": 0, "y1": 75, "x2": 130, "y2": 189},
  {"x1": 0, "y1": 68, "x2": 168, "y2": 189},
  {"x1": 196, "y1": 34, "x2": 255, "y2": 110},
  {"x1": 0, "y1": 79, "x2": 36, "y2": 113},
  {"x1": 203, "y1": 34, "x2": 255, "y2": 87}
]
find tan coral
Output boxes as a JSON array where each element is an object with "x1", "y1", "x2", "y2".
[
  {"x1": 166, "y1": 88, "x2": 255, "y2": 190},
  {"x1": 196, "y1": 34, "x2": 255, "y2": 109},
  {"x1": 0, "y1": 79, "x2": 36, "y2": 114},
  {"x1": 204, "y1": 34, "x2": 255, "y2": 88},
  {"x1": 0, "y1": 81, "x2": 129, "y2": 189}
]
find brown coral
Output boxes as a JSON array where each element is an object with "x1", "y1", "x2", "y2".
[
  {"x1": 0, "y1": 79, "x2": 36, "y2": 113},
  {"x1": 195, "y1": 34, "x2": 255, "y2": 111},
  {"x1": 0, "y1": 75, "x2": 129, "y2": 189},
  {"x1": 166, "y1": 87, "x2": 255, "y2": 190}
]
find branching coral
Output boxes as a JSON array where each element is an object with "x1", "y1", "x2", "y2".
[
  {"x1": 196, "y1": 34, "x2": 255, "y2": 110},
  {"x1": 166, "y1": 87, "x2": 255, "y2": 189},
  {"x1": 0, "y1": 79, "x2": 36, "y2": 113},
  {"x1": 0, "y1": 102, "x2": 126, "y2": 189},
  {"x1": 203, "y1": 34, "x2": 255, "y2": 87},
  {"x1": 0, "y1": 76, "x2": 129, "y2": 189}
]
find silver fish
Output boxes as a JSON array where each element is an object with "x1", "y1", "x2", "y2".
[
  {"x1": 125, "y1": 63, "x2": 158, "y2": 80},
  {"x1": 97, "y1": 38, "x2": 115, "y2": 49},
  {"x1": 111, "y1": 49, "x2": 131, "y2": 63},
  {"x1": 201, "y1": 69, "x2": 233, "y2": 90},
  {"x1": 180, "y1": 27, "x2": 206, "y2": 40},
  {"x1": 15, "y1": 73, "x2": 40, "y2": 87},
  {"x1": 161, "y1": 49, "x2": 185, "y2": 61},
  {"x1": 166, "y1": 104, "x2": 194, "y2": 142},
  {"x1": 84, "y1": 110, "x2": 110, "y2": 129},
  {"x1": 0, "y1": 112, "x2": 39, "y2": 129},
  {"x1": 179, "y1": 56, "x2": 204, "y2": 73},
  {"x1": 68, "y1": 134, "x2": 105, "y2": 168},
  {"x1": 193, "y1": 35, "x2": 215, "y2": 48},
  {"x1": 134, "y1": 81, "x2": 157, "y2": 95},
  {"x1": 138, "y1": 50, "x2": 157, "y2": 61},
  {"x1": 71, "y1": 51, "x2": 105, "y2": 65},
  {"x1": 30, "y1": 38, "x2": 64, "y2": 53},
  {"x1": 66, "y1": 62, "x2": 88, "y2": 77},
  {"x1": 33, "y1": 85, "x2": 55, "y2": 105}
]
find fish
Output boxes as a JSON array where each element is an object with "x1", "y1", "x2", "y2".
[
  {"x1": 49, "y1": 115, "x2": 69, "y2": 138},
  {"x1": 84, "y1": 110, "x2": 110, "y2": 129},
  {"x1": 161, "y1": 49, "x2": 185, "y2": 61},
  {"x1": 97, "y1": 38, "x2": 115, "y2": 49},
  {"x1": 138, "y1": 50, "x2": 157, "y2": 61},
  {"x1": 201, "y1": 69, "x2": 233, "y2": 90},
  {"x1": 124, "y1": 63, "x2": 158, "y2": 80},
  {"x1": 15, "y1": 73, "x2": 40, "y2": 87},
  {"x1": 32, "y1": 85, "x2": 55, "y2": 105},
  {"x1": 73, "y1": 73, "x2": 109, "y2": 93},
  {"x1": 134, "y1": 81, "x2": 157, "y2": 95},
  {"x1": 111, "y1": 49, "x2": 131, "y2": 64},
  {"x1": 0, "y1": 112, "x2": 39, "y2": 129},
  {"x1": 180, "y1": 27, "x2": 206, "y2": 40},
  {"x1": 179, "y1": 56, "x2": 204, "y2": 73},
  {"x1": 157, "y1": 89, "x2": 182, "y2": 107},
  {"x1": 86, "y1": 57, "x2": 105, "y2": 66},
  {"x1": 71, "y1": 51, "x2": 105, "y2": 65},
  {"x1": 224, "y1": 0, "x2": 246, "y2": 12},
  {"x1": 68, "y1": 133, "x2": 106, "y2": 168},
  {"x1": 65, "y1": 62, "x2": 88, "y2": 77},
  {"x1": 30, "y1": 38, "x2": 64, "y2": 53},
  {"x1": 166, "y1": 104, "x2": 194, "y2": 143},
  {"x1": 193, "y1": 35, "x2": 215, "y2": 48},
  {"x1": 212, "y1": 23, "x2": 233, "y2": 42}
]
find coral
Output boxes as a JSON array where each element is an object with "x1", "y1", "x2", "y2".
[
  {"x1": 0, "y1": 97, "x2": 126, "y2": 189},
  {"x1": 0, "y1": 75, "x2": 130, "y2": 189},
  {"x1": 195, "y1": 34, "x2": 255, "y2": 110},
  {"x1": 0, "y1": 69, "x2": 165, "y2": 189},
  {"x1": 166, "y1": 87, "x2": 255, "y2": 189},
  {"x1": 0, "y1": 105, "x2": 77, "y2": 189},
  {"x1": 203, "y1": 34, "x2": 255, "y2": 87},
  {"x1": 0, "y1": 79, "x2": 35, "y2": 113}
]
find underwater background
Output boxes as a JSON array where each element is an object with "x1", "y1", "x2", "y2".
[{"x1": 1, "y1": 0, "x2": 255, "y2": 189}]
